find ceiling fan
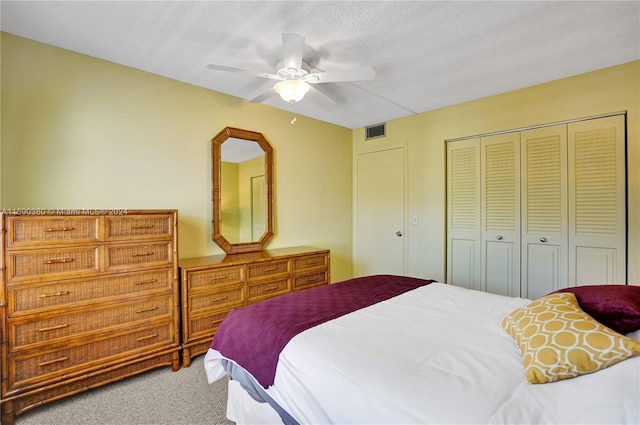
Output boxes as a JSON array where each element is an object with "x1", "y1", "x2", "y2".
[{"x1": 206, "y1": 33, "x2": 375, "y2": 104}]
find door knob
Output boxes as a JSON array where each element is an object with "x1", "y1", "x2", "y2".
[
  {"x1": 396, "y1": 231, "x2": 403, "y2": 237},
  {"x1": 540, "y1": 237, "x2": 547, "y2": 243},
  {"x1": 496, "y1": 235, "x2": 503, "y2": 240}
]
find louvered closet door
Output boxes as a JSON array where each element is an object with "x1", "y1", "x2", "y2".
[
  {"x1": 568, "y1": 115, "x2": 626, "y2": 285},
  {"x1": 481, "y1": 133, "x2": 521, "y2": 297},
  {"x1": 447, "y1": 139, "x2": 481, "y2": 290},
  {"x1": 520, "y1": 125, "x2": 568, "y2": 299}
]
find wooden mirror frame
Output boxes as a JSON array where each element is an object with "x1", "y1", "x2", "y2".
[{"x1": 212, "y1": 127, "x2": 274, "y2": 254}]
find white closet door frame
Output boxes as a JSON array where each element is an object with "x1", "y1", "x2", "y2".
[{"x1": 446, "y1": 112, "x2": 627, "y2": 296}]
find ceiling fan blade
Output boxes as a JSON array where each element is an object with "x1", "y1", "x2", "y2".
[
  {"x1": 307, "y1": 84, "x2": 337, "y2": 105},
  {"x1": 282, "y1": 33, "x2": 305, "y2": 71},
  {"x1": 206, "y1": 64, "x2": 282, "y2": 81},
  {"x1": 305, "y1": 66, "x2": 375, "y2": 84},
  {"x1": 249, "y1": 88, "x2": 277, "y2": 103}
]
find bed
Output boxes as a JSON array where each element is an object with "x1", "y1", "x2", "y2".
[{"x1": 204, "y1": 274, "x2": 640, "y2": 424}]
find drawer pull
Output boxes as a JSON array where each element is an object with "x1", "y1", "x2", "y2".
[
  {"x1": 38, "y1": 323, "x2": 70, "y2": 332},
  {"x1": 44, "y1": 227, "x2": 75, "y2": 232},
  {"x1": 305, "y1": 277, "x2": 321, "y2": 284},
  {"x1": 210, "y1": 296, "x2": 228, "y2": 303},
  {"x1": 134, "y1": 278, "x2": 158, "y2": 285},
  {"x1": 135, "y1": 306, "x2": 159, "y2": 313},
  {"x1": 131, "y1": 252, "x2": 153, "y2": 257},
  {"x1": 264, "y1": 285, "x2": 279, "y2": 292},
  {"x1": 44, "y1": 258, "x2": 74, "y2": 264},
  {"x1": 39, "y1": 291, "x2": 70, "y2": 298},
  {"x1": 136, "y1": 333, "x2": 159, "y2": 342},
  {"x1": 38, "y1": 357, "x2": 68, "y2": 367},
  {"x1": 210, "y1": 275, "x2": 229, "y2": 282},
  {"x1": 131, "y1": 225, "x2": 154, "y2": 229},
  {"x1": 38, "y1": 323, "x2": 69, "y2": 332}
]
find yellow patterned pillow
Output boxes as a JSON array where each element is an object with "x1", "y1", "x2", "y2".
[{"x1": 501, "y1": 292, "x2": 640, "y2": 384}]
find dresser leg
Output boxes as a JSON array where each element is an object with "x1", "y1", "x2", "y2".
[
  {"x1": 1, "y1": 400, "x2": 15, "y2": 425},
  {"x1": 171, "y1": 351, "x2": 180, "y2": 372},
  {"x1": 183, "y1": 348, "x2": 192, "y2": 368}
]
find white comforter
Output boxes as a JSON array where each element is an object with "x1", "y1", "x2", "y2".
[{"x1": 206, "y1": 282, "x2": 640, "y2": 424}]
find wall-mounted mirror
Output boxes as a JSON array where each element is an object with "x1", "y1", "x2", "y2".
[{"x1": 212, "y1": 127, "x2": 274, "y2": 254}]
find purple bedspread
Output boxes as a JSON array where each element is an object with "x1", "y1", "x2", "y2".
[{"x1": 211, "y1": 274, "x2": 434, "y2": 388}]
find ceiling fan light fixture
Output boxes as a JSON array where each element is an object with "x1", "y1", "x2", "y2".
[{"x1": 274, "y1": 80, "x2": 310, "y2": 103}]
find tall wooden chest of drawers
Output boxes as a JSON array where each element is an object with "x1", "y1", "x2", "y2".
[
  {"x1": 179, "y1": 246, "x2": 330, "y2": 367},
  {"x1": 0, "y1": 210, "x2": 181, "y2": 425}
]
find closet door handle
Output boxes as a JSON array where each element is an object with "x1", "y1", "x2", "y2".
[
  {"x1": 496, "y1": 235, "x2": 503, "y2": 240},
  {"x1": 396, "y1": 231, "x2": 403, "y2": 237},
  {"x1": 540, "y1": 237, "x2": 547, "y2": 243}
]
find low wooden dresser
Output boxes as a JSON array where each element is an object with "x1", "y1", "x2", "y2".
[
  {"x1": 179, "y1": 246, "x2": 330, "y2": 367},
  {"x1": 0, "y1": 209, "x2": 181, "y2": 425}
]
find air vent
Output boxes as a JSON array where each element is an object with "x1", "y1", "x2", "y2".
[{"x1": 365, "y1": 123, "x2": 386, "y2": 140}]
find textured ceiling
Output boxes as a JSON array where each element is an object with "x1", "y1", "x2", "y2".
[{"x1": 1, "y1": 1, "x2": 639, "y2": 129}]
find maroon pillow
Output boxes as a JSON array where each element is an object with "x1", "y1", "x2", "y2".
[{"x1": 553, "y1": 285, "x2": 640, "y2": 334}]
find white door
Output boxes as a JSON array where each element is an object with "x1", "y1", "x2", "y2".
[
  {"x1": 568, "y1": 115, "x2": 626, "y2": 285},
  {"x1": 355, "y1": 147, "x2": 405, "y2": 277},
  {"x1": 447, "y1": 139, "x2": 481, "y2": 290},
  {"x1": 481, "y1": 133, "x2": 521, "y2": 297},
  {"x1": 520, "y1": 125, "x2": 568, "y2": 299}
]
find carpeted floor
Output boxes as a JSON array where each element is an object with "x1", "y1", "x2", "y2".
[{"x1": 14, "y1": 355, "x2": 234, "y2": 425}]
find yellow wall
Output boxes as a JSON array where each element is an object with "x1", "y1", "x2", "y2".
[
  {"x1": 354, "y1": 60, "x2": 640, "y2": 285},
  {"x1": 0, "y1": 33, "x2": 354, "y2": 282},
  {"x1": 3, "y1": 33, "x2": 638, "y2": 286},
  {"x1": 220, "y1": 161, "x2": 240, "y2": 242},
  {"x1": 237, "y1": 156, "x2": 265, "y2": 242}
]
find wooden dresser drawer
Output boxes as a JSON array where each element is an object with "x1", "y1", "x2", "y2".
[
  {"x1": 189, "y1": 284, "x2": 245, "y2": 313},
  {"x1": 7, "y1": 246, "x2": 100, "y2": 282},
  {"x1": 105, "y1": 215, "x2": 174, "y2": 240},
  {"x1": 246, "y1": 259, "x2": 289, "y2": 281},
  {"x1": 9, "y1": 353, "x2": 178, "y2": 421},
  {"x1": 189, "y1": 283, "x2": 245, "y2": 314},
  {"x1": 293, "y1": 253, "x2": 329, "y2": 272},
  {"x1": 6, "y1": 216, "x2": 100, "y2": 247},
  {"x1": 10, "y1": 322, "x2": 175, "y2": 389},
  {"x1": 293, "y1": 270, "x2": 329, "y2": 290},
  {"x1": 185, "y1": 266, "x2": 243, "y2": 290},
  {"x1": 9, "y1": 296, "x2": 174, "y2": 351},
  {"x1": 105, "y1": 242, "x2": 173, "y2": 271},
  {"x1": 247, "y1": 277, "x2": 290, "y2": 302},
  {"x1": 187, "y1": 311, "x2": 229, "y2": 340},
  {"x1": 8, "y1": 268, "x2": 174, "y2": 316}
]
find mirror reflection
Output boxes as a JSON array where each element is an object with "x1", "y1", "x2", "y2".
[
  {"x1": 220, "y1": 138, "x2": 266, "y2": 243},
  {"x1": 212, "y1": 127, "x2": 274, "y2": 254}
]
